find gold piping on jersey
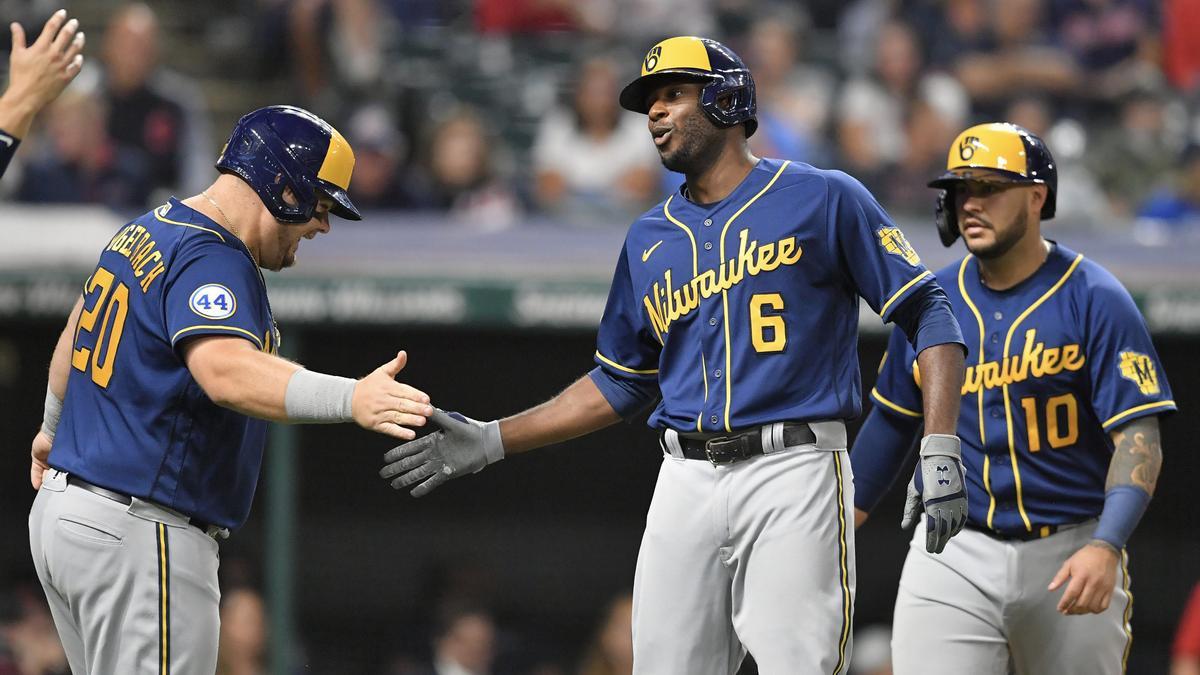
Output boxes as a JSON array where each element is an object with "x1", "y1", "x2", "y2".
[
  {"x1": 154, "y1": 204, "x2": 226, "y2": 243},
  {"x1": 595, "y1": 350, "x2": 659, "y2": 375},
  {"x1": 1001, "y1": 253, "x2": 1083, "y2": 531},
  {"x1": 880, "y1": 270, "x2": 933, "y2": 318},
  {"x1": 718, "y1": 161, "x2": 790, "y2": 432},
  {"x1": 832, "y1": 452, "x2": 852, "y2": 675},
  {"x1": 697, "y1": 352, "x2": 708, "y2": 432},
  {"x1": 157, "y1": 522, "x2": 170, "y2": 675},
  {"x1": 1102, "y1": 400, "x2": 1176, "y2": 430},
  {"x1": 957, "y1": 256, "x2": 996, "y2": 525},
  {"x1": 870, "y1": 388, "x2": 922, "y2": 418},
  {"x1": 172, "y1": 325, "x2": 266, "y2": 351},
  {"x1": 662, "y1": 195, "x2": 699, "y2": 277},
  {"x1": 1120, "y1": 550, "x2": 1133, "y2": 672}
]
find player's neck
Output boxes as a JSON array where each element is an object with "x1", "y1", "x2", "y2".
[
  {"x1": 977, "y1": 235, "x2": 1051, "y2": 291},
  {"x1": 184, "y1": 178, "x2": 265, "y2": 266},
  {"x1": 685, "y1": 144, "x2": 758, "y2": 204}
]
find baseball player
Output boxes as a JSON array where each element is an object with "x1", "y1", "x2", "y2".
[
  {"x1": 28, "y1": 105, "x2": 434, "y2": 674},
  {"x1": 379, "y1": 37, "x2": 968, "y2": 674},
  {"x1": 0, "y1": 10, "x2": 85, "y2": 179},
  {"x1": 850, "y1": 123, "x2": 1177, "y2": 675}
]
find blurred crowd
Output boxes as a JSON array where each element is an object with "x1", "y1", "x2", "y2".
[{"x1": 2, "y1": 0, "x2": 1199, "y2": 234}]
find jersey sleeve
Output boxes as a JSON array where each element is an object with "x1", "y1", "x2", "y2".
[
  {"x1": 591, "y1": 242, "x2": 662, "y2": 418},
  {"x1": 0, "y1": 130, "x2": 17, "y2": 180},
  {"x1": 869, "y1": 325, "x2": 925, "y2": 420},
  {"x1": 1083, "y1": 273, "x2": 1176, "y2": 432},
  {"x1": 163, "y1": 238, "x2": 269, "y2": 352},
  {"x1": 825, "y1": 171, "x2": 936, "y2": 322}
]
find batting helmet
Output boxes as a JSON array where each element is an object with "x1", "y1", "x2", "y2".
[
  {"x1": 619, "y1": 36, "x2": 757, "y2": 137},
  {"x1": 928, "y1": 122, "x2": 1057, "y2": 246},
  {"x1": 216, "y1": 105, "x2": 361, "y2": 224}
]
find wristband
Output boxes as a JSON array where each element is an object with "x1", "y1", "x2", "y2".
[
  {"x1": 284, "y1": 369, "x2": 356, "y2": 423},
  {"x1": 41, "y1": 385, "x2": 63, "y2": 439},
  {"x1": 1092, "y1": 485, "x2": 1150, "y2": 550}
]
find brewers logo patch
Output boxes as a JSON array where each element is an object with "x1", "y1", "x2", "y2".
[
  {"x1": 877, "y1": 227, "x2": 920, "y2": 266},
  {"x1": 1119, "y1": 351, "x2": 1160, "y2": 395},
  {"x1": 189, "y1": 284, "x2": 237, "y2": 319},
  {"x1": 644, "y1": 46, "x2": 662, "y2": 72}
]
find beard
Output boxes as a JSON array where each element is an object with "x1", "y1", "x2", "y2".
[
  {"x1": 658, "y1": 111, "x2": 726, "y2": 176},
  {"x1": 967, "y1": 208, "x2": 1028, "y2": 260}
]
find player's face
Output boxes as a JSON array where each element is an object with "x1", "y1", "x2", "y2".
[
  {"x1": 262, "y1": 192, "x2": 333, "y2": 271},
  {"x1": 954, "y1": 179, "x2": 1040, "y2": 259},
  {"x1": 646, "y1": 81, "x2": 725, "y2": 174}
]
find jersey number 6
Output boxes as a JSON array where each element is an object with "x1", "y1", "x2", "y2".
[
  {"x1": 750, "y1": 293, "x2": 786, "y2": 353},
  {"x1": 71, "y1": 266, "x2": 130, "y2": 388}
]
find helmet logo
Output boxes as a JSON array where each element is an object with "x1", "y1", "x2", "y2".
[
  {"x1": 959, "y1": 136, "x2": 982, "y2": 161},
  {"x1": 644, "y1": 46, "x2": 662, "y2": 72}
]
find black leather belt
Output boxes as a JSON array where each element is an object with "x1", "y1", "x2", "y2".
[
  {"x1": 965, "y1": 521, "x2": 1059, "y2": 542},
  {"x1": 665, "y1": 422, "x2": 817, "y2": 465},
  {"x1": 67, "y1": 475, "x2": 218, "y2": 536}
]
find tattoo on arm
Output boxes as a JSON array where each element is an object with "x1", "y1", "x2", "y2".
[{"x1": 1107, "y1": 416, "x2": 1163, "y2": 495}]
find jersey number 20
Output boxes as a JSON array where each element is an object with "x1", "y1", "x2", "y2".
[{"x1": 71, "y1": 267, "x2": 130, "y2": 388}]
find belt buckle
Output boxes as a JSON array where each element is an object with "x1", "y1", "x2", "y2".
[{"x1": 703, "y1": 436, "x2": 738, "y2": 465}]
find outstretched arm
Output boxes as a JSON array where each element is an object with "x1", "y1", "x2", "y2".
[
  {"x1": 381, "y1": 374, "x2": 623, "y2": 497},
  {"x1": 0, "y1": 11, "x2": 85, "y2": 141},
  {"x1": 1050, "y1": 415, "x2": 1163, "y2": 615}
]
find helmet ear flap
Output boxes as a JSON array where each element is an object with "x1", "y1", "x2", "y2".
[{"x1": 935, "y1": 189, "x2": 960, "y2": 247}]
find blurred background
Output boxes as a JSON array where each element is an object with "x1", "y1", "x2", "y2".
[{"x1": 1, "y1": 0, "x2": 1199, "y2": 673}]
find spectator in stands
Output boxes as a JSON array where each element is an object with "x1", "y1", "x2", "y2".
[
  {"x1": 1174, "y1": 581, "x2": 1200, "y2": 675},
  {"x1": 217, "y1": 587, "x2": 268, "y2": 675},
  {"x1": 532, "y1": 56, "x2": 658, "y2": 225},
  {"x1": 426, "y1": 604, "x2": 496, "y2": 675},
  {"x1": 0, "y1": 584, "x2": 67, "y2": 675},
  {"x1": 1086, "y1": 85, "x2": 1181, "y2": 216},
  {"x1": 95, "y1": 3, "x2": 211, "y2": 200},
  {"x1": 16, "y1": 89, "x2": 150, "y2": 210},
  {"x1": 1163, "y1": 0, "x2": 1200, "y2": 93},
  {"x1": 1136, "y1": 143, "x2": 1200, "y2": 242},
  {"x1": 577, "y1": 592, "x2": 632, "y2": 675},
  {"x1": 409, "y1": 107, "x2": 519, "y2": 228},
  {"x1": 1049, "y1": 0, "x2": 1162, "y2": 105},
  {"x1": 742, "y1": 11, "x2": 833, "y2": 165},
  {"x1": 836, "y1": 19, "x2": 968, "y2": 205},
  {"x1": 952, "y1": 0, "x2": 1080, "y2": 116},
  {"x1": 343, "y1": 104, "x2": 411, "y2": 211},
  {"x1": 918, "y1": 0, "x2": 992, "y2": 71}
]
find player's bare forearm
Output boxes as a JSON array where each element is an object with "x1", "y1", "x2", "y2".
[
  {"x1": 498, "y1": 374, "x2": 622, "y2": 454},
  {"x1": 46, "y1": 295, "x2": 85, "y2": 398},
  {"x1": 915, "y1": 343, "x2": 965, "y2": 436},
  {"x1": 182, "y1": 335, "x2": 300, "y2": 421},
  {"x1": 1106, "y1": 416, "x2": 1162, "y2": 496}
]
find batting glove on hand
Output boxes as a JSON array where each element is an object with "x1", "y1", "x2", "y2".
[
  {"x1": 901, "y1": 434, "x2": 968, "y2": 554},
  {"x1": 379, "y1": 409, "x2": 504, "y2": 497}
]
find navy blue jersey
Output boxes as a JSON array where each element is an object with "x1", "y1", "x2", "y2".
[
  {"x1": 871, "y1": 243, "x2": 1176, "y2": 534},
  {"x1": 51, "y1": 199, "x2": 279, "y2": 529},
  {"x1": 590, "y1": 158, "x2": 942, "y2": 432}
]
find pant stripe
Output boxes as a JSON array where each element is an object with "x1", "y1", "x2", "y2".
[
  {"x1": 1120, "y1": 549, "x2": 1133, "y2": 672},
  {"x1": 832, "y1": 453, "x2": 851, "y2": 675},
  {"x1": 157, "y1": 522, "x2": 170, "y2": 675}
]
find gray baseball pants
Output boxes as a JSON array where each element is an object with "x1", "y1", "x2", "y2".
[
  {"x1": 28, "y1": 469, "x2": 221, "y2": 674},
  {"x1": 632, "y1": 422, "x2": 856, "y2": 675},
  {"x1": 891, "y1": 518, "x2": 1132, "y2": 675}
]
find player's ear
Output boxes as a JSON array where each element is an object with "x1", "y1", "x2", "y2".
[
  {"x1": 1029, "y1": 185, "x2": 1047, "y2": 216},
  {"x1": 281, "y1": 186, "x2": 298, "y2": 206}
]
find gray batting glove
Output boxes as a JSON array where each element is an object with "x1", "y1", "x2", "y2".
[
  {"x1": 379, "y1": 409, "x2": 505, "y2": 497},
  {"x1": 901, "y1": 434, "x2": 968, "y2": 554}
]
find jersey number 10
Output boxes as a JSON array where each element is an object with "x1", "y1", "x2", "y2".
[
  {"x1": 71, "y1": 267, "x2": 130, "y2": 388},
  {"x1": 1020, "y1": 393, "x2": 1080, "y2": 452}
]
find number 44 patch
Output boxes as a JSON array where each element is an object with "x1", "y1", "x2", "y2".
[{"x1": 189, "y1": 284, "x2": 237, "y2": 319}]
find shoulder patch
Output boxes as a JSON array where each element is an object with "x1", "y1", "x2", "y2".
[
  {"x1": 1118, "y1": 351, "x2": 1160, "y2": 395},
  {"x1": 189, "y1": 284, "x2": 237, "y2": 320},
  {"x1": 877, "y1": 226, "x2": 921, "y2": 266}
]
